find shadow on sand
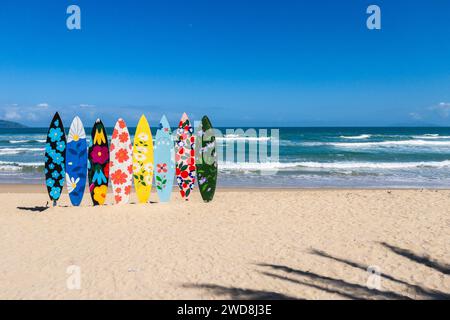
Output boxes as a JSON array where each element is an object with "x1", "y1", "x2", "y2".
[
  {"x1": 310, "y1": 249, "x2": 450, "y2": 299},
  {"x1": 185, "y1": 243, "x2": 450, "y2": 300},
  {"x1": 380, "y1": 242, "x2": 450, "y2": 276},
  {"x1": 257, "y1": 263, "x2": 410, "y2": 300},
  {"x1": 17, "y1": 206, "x2": 49, "y2": 212},
  {"x1": 182, "y1": 283, "x2": 298, "y2": 300}
]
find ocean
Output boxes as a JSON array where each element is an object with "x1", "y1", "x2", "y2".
[{"x1": 1, "y1": 127, "x2": 450, "y2": 188}]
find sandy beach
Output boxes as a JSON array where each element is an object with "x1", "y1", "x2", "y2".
[{"x1": 0, "y1": 186, "x2": 449, "y2": 300}]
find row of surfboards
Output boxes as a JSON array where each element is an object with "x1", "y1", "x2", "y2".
[{"x1": 44, "y1": 112, "x2": 217, "y2": 206}]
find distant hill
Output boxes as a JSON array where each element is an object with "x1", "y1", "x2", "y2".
[{"x1": 0, "y1": 119, "x2": 28, "y2": 128}]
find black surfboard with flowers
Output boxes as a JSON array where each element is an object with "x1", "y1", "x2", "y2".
[
  {"x1": 44, "y1": 112, "x2": 66, "y2": 204},
  {"x1": 88, "y1": 119, "x2": 110, "y2": 205},
  {"x1": 196, "y1": 116, "x2": 217, "y2": 202}
]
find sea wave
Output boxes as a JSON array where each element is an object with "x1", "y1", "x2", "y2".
[
  {"x1": 220, "y1": 161, "x2": 299, "y2": 170},
  {"x1": 282, "y1": 138, "x2": 450, "y2": 149},
  {"x1": 0, "y1": 161, "x2": 43, "y2": 171},
  {"x1": 411, "y1": 134, "x2": 450, "y2": 139},
  {"x1": 294, "y1": 160, "x2": 450, "y2": 169},
  {"x1": 0, "y1": 147, "x2": 44, "y2": 155},
  {"x1": 339, "y1": 134, "x2": 372, "y2": 139},
  {"x1": 9, "y1": 139, "x2": 46, "y2": 144},
  {"x1": 216, "y1": 134, "x2": 271, "y2": 142},
  {"x1": 219, "y1": 160, "x2": 450, "y2": 171},
  {"x1": 330, "y1": 139, "x2": 450, "y2": 148}
]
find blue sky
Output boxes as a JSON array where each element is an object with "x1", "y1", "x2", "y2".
[{"x1": 0, "y1": 0, "x2": 449, "y2": 127}]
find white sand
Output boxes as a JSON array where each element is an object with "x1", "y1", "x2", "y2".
[{"x1": 0, "y1": 187, "x2": 449, "y2": 299}]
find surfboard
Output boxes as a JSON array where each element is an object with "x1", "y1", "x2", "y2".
[
  {"x1": 175, "y1": 113, "x2": 196, "y2": 200},
  {"x1": 154, "y1": 115, "x2": 175, "y2": 203},
  {"x1": 44, "y1": 112, "x2": 66, "y2": 205},
  {"x1": 110, "y1": 118, "x2": 133, "y2": 204},
  {"x1": 65, "y1": 116, "x2": 88, "y2": 206},
  {"x1": 88, "y1": 119, "x2": 109, "y2": 206},
  {"x1": 132, "y1": 115, "x2": 154, "y2": 203},
  {"x1": 196, "y1": 116, "x2": 218, "y2": 202}
]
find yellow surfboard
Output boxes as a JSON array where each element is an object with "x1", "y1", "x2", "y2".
[{"x1": 133, "y1": 115, "x2": 154, "y2": 203}]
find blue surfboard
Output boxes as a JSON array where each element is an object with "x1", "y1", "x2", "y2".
[
  {"x1": 154, "y1": 115, "x2": 175, "y2": 202},
  {"x1": 65, "y1": 116, "x2": 88, "y2": 206}
]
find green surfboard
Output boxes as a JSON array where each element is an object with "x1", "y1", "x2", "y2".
[{"x1": 196, "y1": 116, "x2": 218, "y2": 202}]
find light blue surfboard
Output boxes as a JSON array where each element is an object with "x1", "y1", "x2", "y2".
[
  {"x1": 154, "y1": 115, "x2": 175, "y2": 203},
  {"x1": 65, "y1": 116, "x2": 88, "y2": 206}
]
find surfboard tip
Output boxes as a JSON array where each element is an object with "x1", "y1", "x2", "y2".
[
  {"x1": 160, "y1": 115, "x2": 170, "y2": 128},
  {"x1": 52, "y1": 112, "x2": 61, "y2": 122}
]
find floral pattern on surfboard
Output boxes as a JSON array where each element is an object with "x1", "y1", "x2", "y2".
[
  {"x1": 88, "y1": 119, "x2": 109, "y2": 205},
  {"x1": 132, "y1": 115, "x2": 154, "y2": 203},
  {"x1": 110, "y1": 118, "x2": 133, "y2": 204},
  {"x1": 44, "y1": 112, "x2": 66, "y2": 204},
  {"x1": 175, "y1": 113, "x2": 196, "y2": 200},
  {"x1": 196, "y1": 116, "x2": 218, "y2": 202},
  {"x1": 65, "y1": 116, "x2": 88, "y2": 206},
  {"x1": 154, "y1": 115, "x2": 175, "y2": 203}
]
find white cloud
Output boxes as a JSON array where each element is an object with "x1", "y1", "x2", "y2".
[
  {"x1": 1, "y1": 103, "x2": 48, "y2": 124},
  {"x1": 1, "y1": 102, "x2": 184, "y2": 127},
  {"x1": 3, "y1": 109, "x2": 22, "y2": 121},
  {"x1": 409, "y1": 112, "x2": 422, "y2": 120},
  {"x1": 428, "y1": 102, "x2": 450, "y2": 118},
  {"x1": 36, "y1": 103, "x2": 49, "y2": 109},
  {"x1": 26, "y1": 113, "x2": 39, "y2": 121}
]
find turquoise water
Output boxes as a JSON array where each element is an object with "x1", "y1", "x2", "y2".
[{"x1": 1, "y1": 127, "x2": 450, "y2": 188}]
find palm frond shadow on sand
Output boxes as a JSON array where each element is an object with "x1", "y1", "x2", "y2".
[
  {"x1": 309, "y1": 248, "x2": 450, "y2": 300},
  {"x1": 185, "y1": 243, "x2": 450, "y2": 300},
  {"x1": 182, "y1": 283, "x2": 298, "y2": 300},
  {"x1": 380, "y1": 242, "x2": 450, "y2": 276},
  {"x1": 257, "y1": 263, "x2": 410, "y2": 300}
]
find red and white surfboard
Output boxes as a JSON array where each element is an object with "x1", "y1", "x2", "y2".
[{"x1": 175, "y1": 113, "x2": 196, "y2": 200}]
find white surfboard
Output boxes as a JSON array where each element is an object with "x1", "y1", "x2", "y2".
[{"x1": 109, "y1": 118, "x2": 133, "y2": 204}]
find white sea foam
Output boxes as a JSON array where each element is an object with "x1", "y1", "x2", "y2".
[
  {"x1": 0, "y1": 161, "x2": 43, "y2": 171},
  {"x1": 323, "y1": 140, "x2": 450, "y2": 148},
  {"x1": 284, "y1": 138, "x2": 450, "y2": 149},
  {"x1": 0, "y1": 165, "x2": 21, "y2": 171},
  {"x1": 411, "y1": 134, "x2": 450, "y2": 139},
  {"x1": 219, "y1": 160, "x2": 450, "y2": 171},
  {"x1": 0, "y1": 147, "x2": 44, "y2": 155},
  {"x1": 279, "y1": 140, "x2": 303, "y2": 147},
  {"x1": 9, "y1": 139, "x2": 46, "y2": 144},
  {"x1": 217, "y1": 135, "x2": 271, "y2": 142},
  {"x1": 340, "y1": 134, "x2": 372, "y2": 139},
  {"x1": 220, "y1": 161, "x2": 299, "y2": 170},
  {"x1": 294, "y1": 160, "x2": 450, "y2": 169}
]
